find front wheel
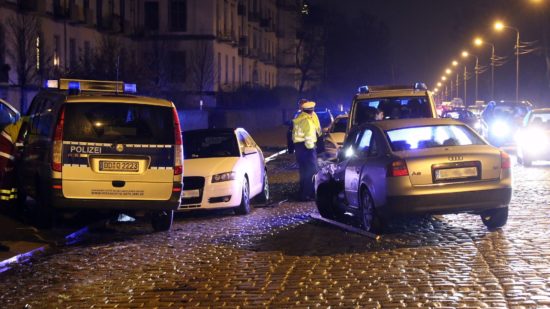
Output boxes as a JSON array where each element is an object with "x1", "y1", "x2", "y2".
[
  {"x1": 315, "y1": 182, "x2": 338, "y2": 220},
  {"x1": 481, "y1": 207, "x2": 508, "y2": 229},
  {"x1": 235, "y1": 178, "x2": 251, "y2": 215},
  {"x1": 151, "y1": 210, "x2": 174, "y2": 231},
  {"x1": 359, "y1": 187, "x2": 382, "y2": 233},
  {"x1": 255, "y1": 171, "x2": 270, "y2": 203}
]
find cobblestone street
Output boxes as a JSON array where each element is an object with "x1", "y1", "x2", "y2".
[{"x1": 2, "y1": 155, "x2": 550, "y2": 308}]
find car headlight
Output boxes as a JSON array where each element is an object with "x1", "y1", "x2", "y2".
[
  {"x1": 519, "y1": 128, "x2": 548, "y2": 150},
  {"x1": 212, "y1": 171, "x2": 236, "y2": 183},
  {"x1": 474, "y1": 121, "x2": 482, "y2": 130},
  {"x1": 491, "y1": 121, "x2": 510, "y2": 137}
]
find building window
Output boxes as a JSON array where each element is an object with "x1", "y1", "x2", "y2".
[
  {"x1": 217, "y1": 52, "x2": 221, "y2": 87},
  {"x1": 144, "y1": 1, "x2": 159, "y2": 31},
  {"x1": 69, "y1": 38, "x2": 77, "y2": 69},
  {"x1": 225, "y1": 54, "x2": 228, "y2": 84},
  {"x1": 169, "y1": 51, "x2": 186, "y2": 82},
  {"x1": 170, "y1": 0, "x2": 187, "y2": 32},
  {"x1": 232, "y1": 56, "x2": 235, "y2": 83}
]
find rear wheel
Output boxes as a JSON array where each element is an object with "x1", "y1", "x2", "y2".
[
  {"x1": 359, "y1": 187, "x2": 382, "y2": 233},
  {"x1": 481, "y1": 207, "x2": 508, "y2": 229},
  {"x1": 235, "y1": 178, "x2": 251, "y2": 215},
  {"x1": 256, "y1": 171, "x2": 270, "y2": 203},
  {"x1": 315, "y1": 182, "x2": 338, "y2": 220},
  {"x1": 33, "y1": 184, "x2": 56, "y2": 229},
  {"x1": 151, "y1": 210, "x2": 174, "y2": 231}
]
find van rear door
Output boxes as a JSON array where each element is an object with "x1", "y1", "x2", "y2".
[{"x1": 60, "y1": 102, "x2": 176, "y2": 200}]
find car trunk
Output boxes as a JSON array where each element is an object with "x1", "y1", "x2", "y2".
[
  {"x1": 60, "y1": 102, "x2": 175, "y2": 200},
  {"x1": 399, "y1": 145, "x2": 502, "y2": 186}
]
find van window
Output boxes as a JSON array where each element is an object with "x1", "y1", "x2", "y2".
[
  {"x1": 354, "y1": 96, "x2": 432, "y2": 125},
  {"x1": 63, "y1": 103, "x2": 175, "y2": 144}
]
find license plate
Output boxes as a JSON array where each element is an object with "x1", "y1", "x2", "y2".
[
  {"x1": 99, "y1": 160, "x2": 139, "y2": 172},
  {"x1": 182, "y1": 189, "x2": 200, "y2": 198},
  {"x1": 435, "y1": 166, "x2": 478, "y2": 180}
]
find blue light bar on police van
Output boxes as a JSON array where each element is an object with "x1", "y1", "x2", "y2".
[
  {"x1": 414, "y1": 82, "x2": 428, "y2": 90},
  {"x1": 44, "y1": 80, "x2": 59, "y2": 89},
  {"x1": 357, "y1": 85, "x2": 369, "y2": 94},
  {"x1": 68, "y1": 81, "x2": 81, "y2": 90},
  {"x1": 123, "y1": 83, "x2": 137, "y2": 93}
]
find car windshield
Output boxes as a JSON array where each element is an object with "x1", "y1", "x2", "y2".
[
  {"x1": 354, "y1": 96, "x2": 432, "y2": 125},
  {"x1": 386, "y1": 125, "x2": 485, "y2": 151},
  {"x1": 183, "y1": 131, "x2": 240, "y2": 159},
  {"x1": 332, "y1": 117, "x2": 348, "y2": 132},
  {"x1": 63, "y1": 103, "x2": 174, "y2": 144},
  {"x1": 528, "y1": 113, "x2": 550, "y2": 127},
  {"x1": 484, "y1": 103, "x2": 529, "y2": 121}
]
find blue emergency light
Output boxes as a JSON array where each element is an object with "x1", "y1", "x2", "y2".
[
  {"x1": 414, "y1": 82, "x2": 428, "y2": 90},
  {"x1": 357, "y1": 85, "x2": 369, "y2": 94},
  {"x1": 124, "y1": 83, "x2": 137, "y2": 93},
  {"x1": 68, "y1": 81, "x2": 81, "y2": 90}
]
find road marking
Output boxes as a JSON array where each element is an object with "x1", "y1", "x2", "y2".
[{"x1": 310, "y1": 213, "x2": 381, "y2": 240}]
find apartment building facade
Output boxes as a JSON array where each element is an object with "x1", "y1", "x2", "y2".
[{"x1": 0, "y1": 0, "x2": 306, "y2": 110}]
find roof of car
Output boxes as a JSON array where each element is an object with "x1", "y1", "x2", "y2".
[
  {"x1": 368, "y1": 118, "x2": 463, "y2": 131},
  {"x1": 355, "y1": 89, "x2": 429, "y2": 100},
  {"x1": 63, "y1": 93, "x2": 173, "y2": 107},
  {"x1": 183, "y1": 128, "x2": 238, "y2": 134},
  {"x1": 531, "y1": 108, "x2": 550, "y2": 113}
]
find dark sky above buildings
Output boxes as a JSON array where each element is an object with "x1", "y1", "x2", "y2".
[{"x1": 312, "y1": 0, "x2": 550, "y2": 105}]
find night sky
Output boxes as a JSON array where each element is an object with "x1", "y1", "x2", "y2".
[{"x1": 312, "y1": 0, "x2": 550, "y2": 107}]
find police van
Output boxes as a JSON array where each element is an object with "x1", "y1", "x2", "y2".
[{"x1": 18, "y1": 79, "x2": 183, "y2": 231}]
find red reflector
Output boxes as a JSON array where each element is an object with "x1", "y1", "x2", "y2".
[
  {"x1": 172, "y1": 187, "x2": 182, "y2": 192},
  {"x1": 52, "y1": 162, "x2": 63, "y2": 173},
  {"x1": 52, "y1": 185, "x2": 62, "y2": 190},
  {"x1": 174, "y1": 166, "x2": 183, "y2": 175},
  {"x1": 501, "y1": 151, "x2": 511, "y2": 169},
  {"x1": 390, "y1": 160, "x2": 409, "y2": 177}
]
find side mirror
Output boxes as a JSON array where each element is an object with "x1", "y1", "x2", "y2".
[{"x1": 243, "y1": 147, "x2": 258, "y2": 156}]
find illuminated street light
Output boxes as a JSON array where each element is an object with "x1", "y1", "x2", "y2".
[
  {"x1": 437, "y1": 82, "x2": 442, "y2": 87},
  {"x1": 452, "y1": 60, "x2": 458, "y2": 66},
  {"x1": 494, "y1": 20, "x2": 520, "y2": 102},
  {"x1": 474, "y1": 36, "x2": 497, "y2": 99},
  {"x1": 445, "y1": 68, "x2": 452, "y2": 75},
  {"x1": 441, "y1": 76, "x2": 447, "y2": 81}
]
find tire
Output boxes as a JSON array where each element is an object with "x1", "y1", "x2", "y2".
[
  {"x1": 33, "y1": 185, "x2": 56, "y2": 229},
  {"x1": 255, "y1": 171, "x2": 270, "y2": 203},
  {"x1": 359, "y1": 187, "x2": 382, "y2": 233},
  {"x1": 481, "y1": 207, "x2": 508, "y2": 229},
  {"x1": 151, "y1": 210, "x2": 174, "y2": 231},
  {"x1": 315, "y1": 182, "x2": 338, "y2": 220},
  {"x1": 235, "y1": 177, "x2": 251, "y2": 215}
]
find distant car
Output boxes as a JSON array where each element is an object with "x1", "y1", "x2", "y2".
[
  {"x1": 0, "y1": 98, "x2": 20, "y2": 130},
  {"x1": 315, "y1": 118, "x2": 512, "y2": 232},
  {"x1": 181, "y1": 128, "x2": 269, "y2": 214},
  {"x1": 481, "y1": 100, "x2": 533, "y2": 146},
  {"x1": 516, "y1": 108, "x2": 550, "y2": 166},
  {"x1": 322, "y1": 114, "x2": 348, "y2": 160},
  {"x1": 442, "y1": 108, "x2": 481, "y2": 132},
  {"x1": 349, "y1": 83, "x2": 437, "y2": 132}
]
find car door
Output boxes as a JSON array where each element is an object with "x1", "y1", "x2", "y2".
[
  {"x1": 344, "y1": 128, "x2": 373, "y2": 207},
  {"x1": 239, "y1": 130, "x2": 263, "y2": 195}
]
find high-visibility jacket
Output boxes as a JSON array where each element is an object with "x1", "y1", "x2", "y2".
[
  {"x1": 0, "y1": 118, "x2": 26, "y2": 202},
  {"x1": 292, "y1": 112, "x2": 319, "y2": 149}
]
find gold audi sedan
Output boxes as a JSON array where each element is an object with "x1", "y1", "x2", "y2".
[{"x1": 314, "y1": 118, "x2": 512, "y2": 232}]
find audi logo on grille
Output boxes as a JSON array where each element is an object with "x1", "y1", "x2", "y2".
[{"x1": 448, "y1": 155, "x2": 463, "y2": 161}]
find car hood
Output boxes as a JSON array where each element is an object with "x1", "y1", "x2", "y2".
[{"x1": 184, "y1": 157, "x2": 240, "y2": 177}]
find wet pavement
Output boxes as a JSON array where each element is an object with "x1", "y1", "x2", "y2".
[{"x1": 1, "y1": 155, "x2": 550, "y2": 308}]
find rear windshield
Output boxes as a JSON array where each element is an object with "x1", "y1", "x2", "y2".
[
  {"x1": 354, "y1": 96, "x2": 432, "y2": 126},
  {"x1": 386, "y1": 125, "x2": 485, "y2": 152},
  {"x1": 483, "y1": 103, "x2": 530, "y2": 121},
  {"x1": 183, "y1": 131, "x2": 240, "y2": 158},
  {"x1": 63, "y1": 103, "x2": 175, "y2": 144}
]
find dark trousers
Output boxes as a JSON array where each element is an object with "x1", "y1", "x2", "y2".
[{"x1": 294, "y1": 142, "x2": 317, "y2": 199}]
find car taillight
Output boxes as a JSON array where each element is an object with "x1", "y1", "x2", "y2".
[
  {"x1": 52, "y1": 106, "x2": 66, "y2": 172},
  {"x1": 501, "y1": 151, "x2": 511, "y2": 169},
  {"x1": 172, "y1": 107, "x2": 183, "y2": 175},
  {"x1": 389, "y1": 160, "x2": 409, "y2": 177}
]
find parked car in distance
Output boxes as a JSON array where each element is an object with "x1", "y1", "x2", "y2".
[
  {"x1": 516, "y1": 108, "x2": 550, "y2": 166},
  {"x1": 349, "y1": 83, "x2": 437, "y2": 132},
  {"x1": 442, "y1": 108, "x2": 482, "y2": 132},
  {"x1": 181, "y1": 128, "x2": 269, "y2": 214},
  {"x1": 322, "y1": 114, "x2": 348, "y2": 160},
  {"x1": 315, "y1": 118, "x2": 512, "y2": 232},
  {"x1": 18, "y1": 79, "x2": 183, "y2": 231},
  {"x1": 481, "y1": 100, "x2": 533, "y2": 147},
  {"x1": 0, "y1": 98, "x2": 20, "y2": 130}
]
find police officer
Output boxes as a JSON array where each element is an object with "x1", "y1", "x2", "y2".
[
  {"x1": 0, "y1": 117, "x2": 26, "y2": 205},
  {"x1": 292, "y1": 100, "x2": 321, "y2": 201}
]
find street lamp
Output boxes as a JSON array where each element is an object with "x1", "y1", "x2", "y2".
[
  {"x1": 494, "y1": 20, "x2": 520, "y2": 102},
  {"x1": 474, "y1": 37, "x2": 496, "y2": 100},
  {"x1": 462, "y1": 50, "x2": 480, "y2": 104}
]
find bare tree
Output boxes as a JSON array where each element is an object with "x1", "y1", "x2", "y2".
[
  {"x1": 6, "y1": 14, "x2": 41, "y2": 111},
  {"x1": 295, "y1": 24, "x2": 326, "y2": 93},
  {"x1": 188, "y1": 41, "x2": 214, "y2": 96}
]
